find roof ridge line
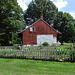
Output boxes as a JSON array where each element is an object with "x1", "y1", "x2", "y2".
[
  {"x1": 41, "y1": 19, "x2": 61, "y2": 34},
  {"x1": 19, "y1": 18, "x2": 61, "y2": 34},
  {"x1": 19, "y1": 18, "x2": 42, "y2": 33}
]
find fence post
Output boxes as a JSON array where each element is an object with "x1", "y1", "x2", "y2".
[
  {"x1": 72, "y1": 49, "x2": 73, "y2": 61},
  {"x1": 36, "y1": 48, "x2": 37, "y2": 59},
  {"x1": 59, "y1": 49, "x2": 60, "y2": 60},
  {"x1": 66, "y1": 49, "x2": 68, "y2": 60},
  {"x1": 38, "y1": 48, "x2": 39, "y2": 59},
  {"x1": 54, "y1": 49, "x2": 55, "y2": 60},
  {"x1": 69, "y1": 49, "x2": 71, "y2": 61}
]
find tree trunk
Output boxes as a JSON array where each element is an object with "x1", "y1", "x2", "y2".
[{"x1": 61, "y1": 41, "x2": 63, "y2": 45}]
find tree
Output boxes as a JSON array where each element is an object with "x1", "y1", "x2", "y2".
[
  {"x1": 24, "y1": 0, "x2": 58, "y2": 26},
  {"x1": 0, "y1": 0, "x2": 25, "y2": 45},
  {"x1": 53, "y1": 12, "x2": 75, "y2": 44}
]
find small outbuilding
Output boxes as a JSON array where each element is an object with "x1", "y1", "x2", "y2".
[{"x1": 19, "y1": 16, "x2": 60, "y2": 46}]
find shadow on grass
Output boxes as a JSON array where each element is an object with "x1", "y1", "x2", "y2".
[{"x1": 0, "y1": 56, "x2": 75, "y2": 63}]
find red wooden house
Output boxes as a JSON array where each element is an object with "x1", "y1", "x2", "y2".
[{"x1": 19, "y1": 17, "x2": 60, "y2": 46}]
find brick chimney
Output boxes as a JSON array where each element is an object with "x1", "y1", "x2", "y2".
[
  {"x1": 40, "y1": 13, "x2": 43, "y2": 19},
  {"x1": 41, "y1": 15, "x2": 43, "y2": 19}
]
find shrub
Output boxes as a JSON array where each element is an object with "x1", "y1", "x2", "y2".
[
  {"x1": 66, "y1": 45, "x2": 73, "y2": 49},
  {"x1": 9, "y1": 41, "x2": 14, "y2": 46},
  {"x1": 56, "y1": 50, "x2": 66, "y2": 55},
  {"x1": 38, "y1": 45, "x2": 43, "y2": 49},
  {"x1": 42, "y1": 42, "x2": 49, "y2": 46}
]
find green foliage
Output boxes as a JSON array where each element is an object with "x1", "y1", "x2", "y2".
[
  {"x1": 54, "y1": 12, "x2": 75, "y2": 44},
  {"x1": 66, "y1": 45, "x2": 73, "y2": 49},
  {"x1": 38, "y1": 45, "x2": 43, "y2": 49},
  {"x1": 55, "y1": 50, "x2": 66, "y2": 55},
  {"x1": 70, "y1": 51, "x2": 75, "y2": 62},
  {"x1": 24, "y1": 0, "x2": 58, "y2": 25},
  {"x1": 8, "y1": 41, "x2": 14, "y2": 46},
  {"x1": 42, "y1": 42, "x2": 49, "y2": 46},
  {"x1": 0, "y1": 0, "x2": 25, "y2": 45},
  {"x1": 0, "y1": 58, "x2": 75, "y2": 75}
]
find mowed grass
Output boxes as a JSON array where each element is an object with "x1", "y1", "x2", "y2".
[{"x1": 0, "y1": 58, "x2": 75, "y2": 75}]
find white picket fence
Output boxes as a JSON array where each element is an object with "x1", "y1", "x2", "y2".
[{"x1": 0, "y1": 47, "x2": 75, "y2": 61}]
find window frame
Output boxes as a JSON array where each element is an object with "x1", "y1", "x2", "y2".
[{"x1": 30, "y1": 27, "x2": 35, "y2": 32}]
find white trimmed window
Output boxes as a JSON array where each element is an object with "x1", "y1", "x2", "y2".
[{"x1": 30, "y1": 27, "x2": 35, "y2": 32}]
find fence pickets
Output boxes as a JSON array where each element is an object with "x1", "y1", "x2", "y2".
[{"x1": 0, "y1": 47, "x2": 75, "y2": 61}]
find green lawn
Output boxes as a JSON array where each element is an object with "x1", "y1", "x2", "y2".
[{"x1": 0, "y1": 58, "x2": 75, "y2": 75}]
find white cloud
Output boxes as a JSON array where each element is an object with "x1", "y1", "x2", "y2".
[
  {"x1": 23, "y1": 0, "x2": 32, "y2": 5},
  {"x1": 17, "y1": 0, "x2": 75, "y2": 19},
  {"x1": 17, "y1": 0, "x2": 68, "y2": 11},
  {"x1": 69, "y1": 12, "x2": 75, "y2": 19},
  {"x1": 53, "y1": 0, "x2": 68, "y2": 10},
  {"x1": 17, "y1": 0, "x2": 32, "y2": 11}
]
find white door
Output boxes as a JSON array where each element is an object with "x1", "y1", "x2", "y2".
[{"x1": 37, "y1": 35, "x2": 53, "y2": 46}]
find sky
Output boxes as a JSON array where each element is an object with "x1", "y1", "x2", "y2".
[{"x1": 17, "y1": 0, "x2": 75, "y2": 19}]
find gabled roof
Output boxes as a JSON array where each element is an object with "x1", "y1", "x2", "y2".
[{"x1": 19, "y1": 18, "x2": 61, "y2": 34}]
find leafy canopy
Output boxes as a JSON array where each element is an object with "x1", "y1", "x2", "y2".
[
  {"x1": 0, "y1": 0, "x2": 25, "y2": 45},
  {"x1": 24, "y1": 0, "x2": 58, "y2": 26},
  {"x1": 53, "y1": 12, "x2": 75, "y2": 44}
]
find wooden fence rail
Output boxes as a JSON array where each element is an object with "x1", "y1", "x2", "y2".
[{"x1": 0, "y1": 48, "x2": 75, "y2": 61}]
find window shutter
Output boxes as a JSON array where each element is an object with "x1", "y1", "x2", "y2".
[{"x1": 30, "y1": 27, "x2": 33, "y2": 31}]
